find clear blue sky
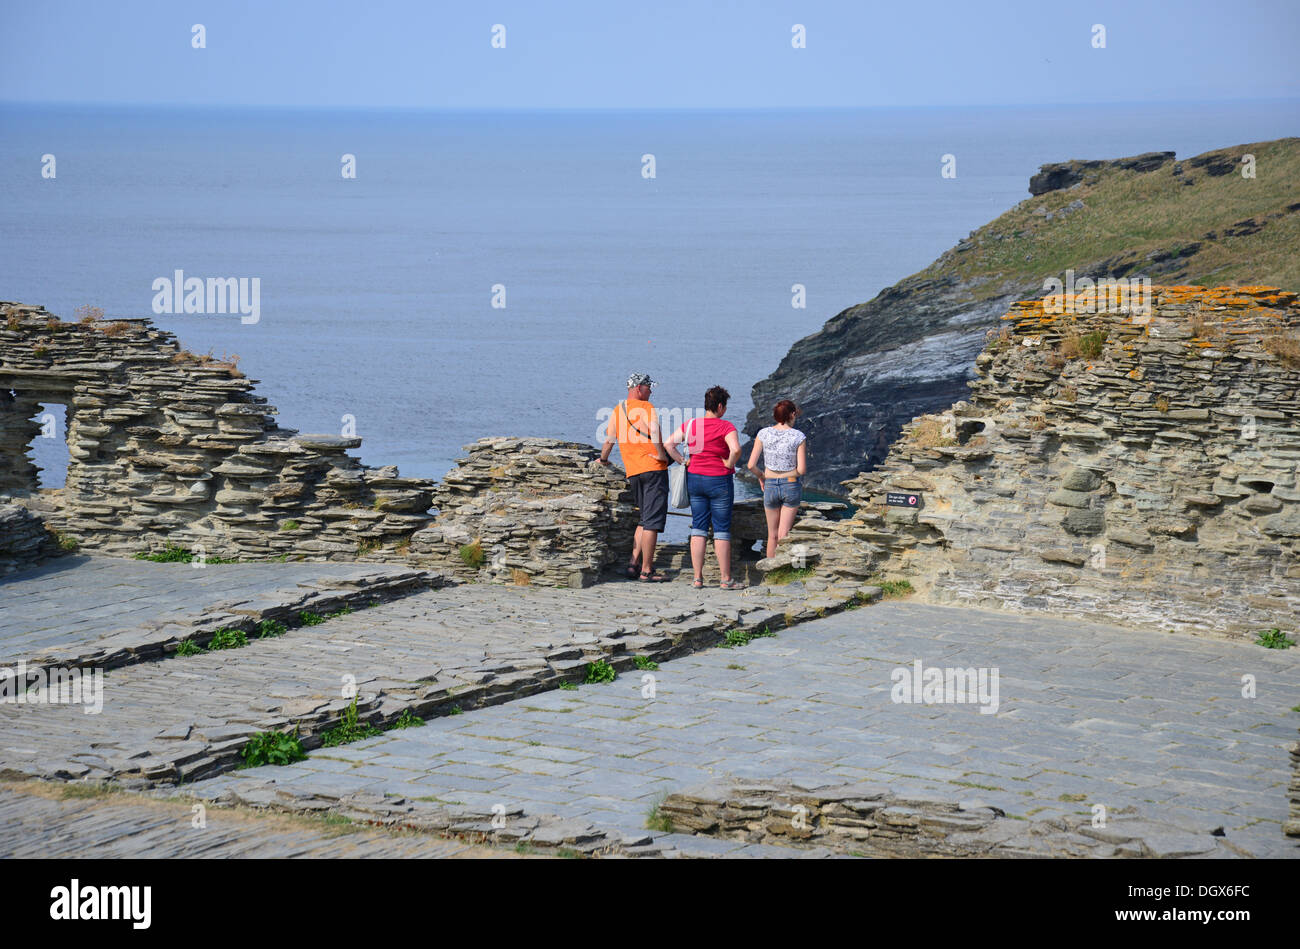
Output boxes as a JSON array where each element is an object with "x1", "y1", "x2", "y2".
[{"x1": 2, "y1": 0, "x2": 1298, "y2": 109}]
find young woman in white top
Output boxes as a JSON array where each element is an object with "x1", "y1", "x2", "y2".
[{"x1": 745, "y1": 399, "x2": 808, "y2": 559}]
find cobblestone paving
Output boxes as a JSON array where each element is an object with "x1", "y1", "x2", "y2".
[
  {"x1": 0, "y1": 781, "x2": 519, "y2": 858},
  {"x1": 192, "y1": 602, "x2": 1300, "y2": 858},
  {"x1": 0, "y1": 564, "x2": 850, "y2": 783}
]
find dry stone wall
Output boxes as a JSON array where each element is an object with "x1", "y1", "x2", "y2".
[
  {"x1": 0, "y1": 304, "x2": 635, "y2": 586},
  {"x1": 767, "y1": 286, "x2": 1300, "y2": 639}
]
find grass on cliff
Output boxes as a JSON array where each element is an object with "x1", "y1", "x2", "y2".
[{"x1": 920, "y1": 137, "x2": 1300, "y2": 298}]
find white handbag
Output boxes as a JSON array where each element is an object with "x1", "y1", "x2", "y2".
[
  {"x1": 669, "y1": 460, "x2": 689, "y2": 509},
  {"x1": 668, "y1": 424, "x2": 690, "y2": 509}
]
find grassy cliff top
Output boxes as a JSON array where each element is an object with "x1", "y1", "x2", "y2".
[{"x1": 927, "y1": 137, "x2": 1300, "y2": 300}]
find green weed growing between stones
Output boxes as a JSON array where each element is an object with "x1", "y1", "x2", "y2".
[
  {"x1": 459, "y1": 541, "x2": 486, "y2": 569},
  {"x1": 175, "y1": 638, "x2": 203, "y2": 657},
  {"x1": 388, "y1": 709, "x2": 425, "y2": 730},
  {"x1": 721, "y1": 628, "x2": 752, "y2": 648},
  {"x1": 645, "y1": 795, "x2": 674, "y2": 833},
  {"x1": 1255, "y1": 628, "x2": 1294, "y2": 649},
  {"x1": 299, "y1": 611, "x2": 325, "y2": 626},
  {"x1": 448, "y1": 704, "x2": 463, "y2": 715},
  {"x1": 632, "y1": 656, "x2": 659, "y2": 671},
  {"x1": 872, "y1": 577, "x2": 914, "y2": 599},
  {"x1": 557, "y1": 682, "x2": 578, "y2": 691},
  {"x1": 207, "y1": 628, "x2": 248, "y2": 651},
  {"x1": 257, "y1": 619, "x2": 287, "y2": 639},
  {"x1": 320, "y1": 697, "x2": 384, "y2": 747},
  {"x1": 134, "y1": 544, "x2": 235, "y2": 564},
  {"x1": 279, "y1": 520, "x2": 301, "y2": 531},
  {"x1": 764, "y1": 565, "x2": 815, "y2": 585},
  {"x1": 239, "y1": 730, "x2": 306, "y2": 768},
  {"x1": 583, "y1": 660, "x2": 616, "y2": 684}
]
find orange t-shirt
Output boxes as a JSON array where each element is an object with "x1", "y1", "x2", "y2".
[{"x1": 610, "y1": 399, "x2": 667, "y2": 476}]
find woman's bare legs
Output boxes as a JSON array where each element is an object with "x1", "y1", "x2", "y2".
[
  {"x1": 690, "y1": 535, "x2": 707, "y2": 582},
  {"x1": 778, "y1": 505, "x2": 800, "y2": 543},
  {"x1": 714, "y1": 538, "x2": 732, "y2": 584},
  {"x1": 763, "y1": 504, "x2": 781, "y2": 559}
]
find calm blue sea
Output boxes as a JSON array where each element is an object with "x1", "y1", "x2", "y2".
[{"x1": 3, "y1": 101, "x2": 1297, "y2": 538}]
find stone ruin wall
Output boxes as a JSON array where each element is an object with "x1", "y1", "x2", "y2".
[
  {"x1": 773, "y1": 286, "x2": 1300, "y2": 640},
  {"x1": 0, "y1": 303, "x2": 636, "y2": 586}
]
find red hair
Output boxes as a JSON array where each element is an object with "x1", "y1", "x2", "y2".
[{"x1": 773, "y1": 400, "x2": 798, "y2": 425}]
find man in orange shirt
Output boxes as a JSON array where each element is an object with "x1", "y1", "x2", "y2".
[{"x1": 599, "y1": 371, "x2": 670, "y2": 581}]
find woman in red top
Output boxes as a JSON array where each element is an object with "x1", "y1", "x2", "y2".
[{"x1": 665, "y1": 385, "x2": 742, "y2": 589}]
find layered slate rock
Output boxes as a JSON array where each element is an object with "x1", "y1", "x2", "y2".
[
  {"x1": 408, "y1": 437, "x2": 638, "y2": 588},
  {"x1": 0, "y1": 305, "x2": 637, "y2": 586},
  {"x1": 0, "y1": 502, "x2": 61, "y2": 574},
  {"x1": 763, "y1": 286, "x2": 1300, "y2": 639},
  {"x1": 660, "y1": 778, "x2": 1240, "y2": 858}
]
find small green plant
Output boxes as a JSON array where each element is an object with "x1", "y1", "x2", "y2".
[
  {"x1": 389, "y1": 709, "x2": 425, "y2": 730},
  {"x1": 55, "y1": 533, "x2": 80, "y2": 552},
  {"x1": 356, "y1": 538, "x2": 381, "y2": 555},
  {"x1": 207, "y1": 627, "x2": 248, "y2": 651},
  {"x1": 175, "y1": 638, "x2": 203, "y2": 657},
  {"x1": 645, "y1": 796, "x2": 673, "y2": 833},
  {"x1": 279, "y1": 520, "x2": 301, "y2": 531},
  {"x1": 448, "y1": 704, "x2": 463, "y2": 715},
  {"x1": 873, "y1": 577, "x2": 914, "y2": 599},
  {"x1": 557, "y1": 682, "x2": 578, "y2": 691},
  {"x1": 327, "y1": 605, "x2": 354, "y2": 618},
  {"x1": 555, "y1": 847, "x2": 582, "y2": 859},
  {"x1": 514, "y1": 841, "x2": 536, "y2": 855},
  {"x1": 240, "y1": 730, "x2": 306, "y2": 768},
  {"x1": 721, "y1": 628, "x2": 751, "y2": 648},
  {"x1": 134, "y1": 544, "x2": 235, "y2": 564},
  {"x1": 632, "y1": 656, "x2": 659, "y2": 671},
  {"x1": 257, "y1": 619, "x2": 287, "y2": 639},
  {"x1": 1255, "y1": 628, "x2": 1294, "y2": 650},
  {"x1": 299, "y1": 611, "x2": 325, "y2": 626},
  {"x1": 726, "y1": 663, "x2": 746, "y2": 671},
  {"x1": 583, "y1": 660, "x2": 617, "y2": 684},
  {"x1": 320, "y1": 697, "x2": 384, "y2": 747},
  {"x1": 459, "y1": 541, "x2": 486, "y2": 569},
  {"x1": 764, "y1": 565, "x2": 815, "y2": 585}
]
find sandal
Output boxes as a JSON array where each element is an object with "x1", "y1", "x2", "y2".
[
  {"x1": 719, "y1": 578, "x2": 744, "y2": 590},
  {"x1": 692, "y1": 578, "x2": 704, "y2": 589},
  {"x1": 624, "y1": 563, "x2": 640, "y2": 579},
  {"x1": 640, "y1": 571, "x2": 669, "y2": 583}
]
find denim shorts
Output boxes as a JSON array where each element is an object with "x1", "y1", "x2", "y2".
[
  {"x1": 763, "y1": 476, "x2": 803, "y2": 509},
  {"x1": 686, "y1": 471, "x2": 733, "y2": 540}
]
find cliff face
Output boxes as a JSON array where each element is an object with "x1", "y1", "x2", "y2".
[
  {"x1": 748, "y1": 138, "x2": 1300, "y2": 492},
  {"x1": 765, "y1": 286, "x2": 1300, "y2": 639}
]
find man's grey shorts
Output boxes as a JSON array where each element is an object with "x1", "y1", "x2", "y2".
[{"x1": 628, "y1": 469, "x2": 669, "y2": 532}]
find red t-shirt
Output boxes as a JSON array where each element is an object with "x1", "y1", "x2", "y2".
[{"x1": 683, "y1": 417, "x2": 737, "y2": 476}]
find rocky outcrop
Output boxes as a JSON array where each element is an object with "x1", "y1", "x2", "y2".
[
  {"x1": 746, "y1": 139, "x2": 1300, "y2": 492},
  {"x1": 1028, "y1": 151, "x2": 1174, "y2": 195},
  {"x1": 763, "y1": 286, "x2": 1300, "y2": 639}
]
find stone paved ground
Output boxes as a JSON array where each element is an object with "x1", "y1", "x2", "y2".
[
  {"x1": 5, "y1": 559, "x2": 1298, "y2": 858},
  {"x1": 0, "y1": 781, "x2": 523, "y2": 858},
  {"x1": 191, "y1": 602, "x2": 1300, "y2": 858},
  {"x1": 0, "y1": 556, "x2": 436, "y2": 666},
  {"x1": 0, "y1": 557, "x2": 854, "y2": 783}
]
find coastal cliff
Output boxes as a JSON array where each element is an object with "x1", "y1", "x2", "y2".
[{"x1": 747, "y1": 138, "x2": 1300, "y2": 492}]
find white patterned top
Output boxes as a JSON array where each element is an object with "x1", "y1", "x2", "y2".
[{"x1": 756, "y1": 426, "x2": 806, "y2": 471}]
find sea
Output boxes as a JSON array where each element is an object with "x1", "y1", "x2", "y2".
[{"x1": 2, "y1": 100, "x2": 1296, "y2": 539}]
